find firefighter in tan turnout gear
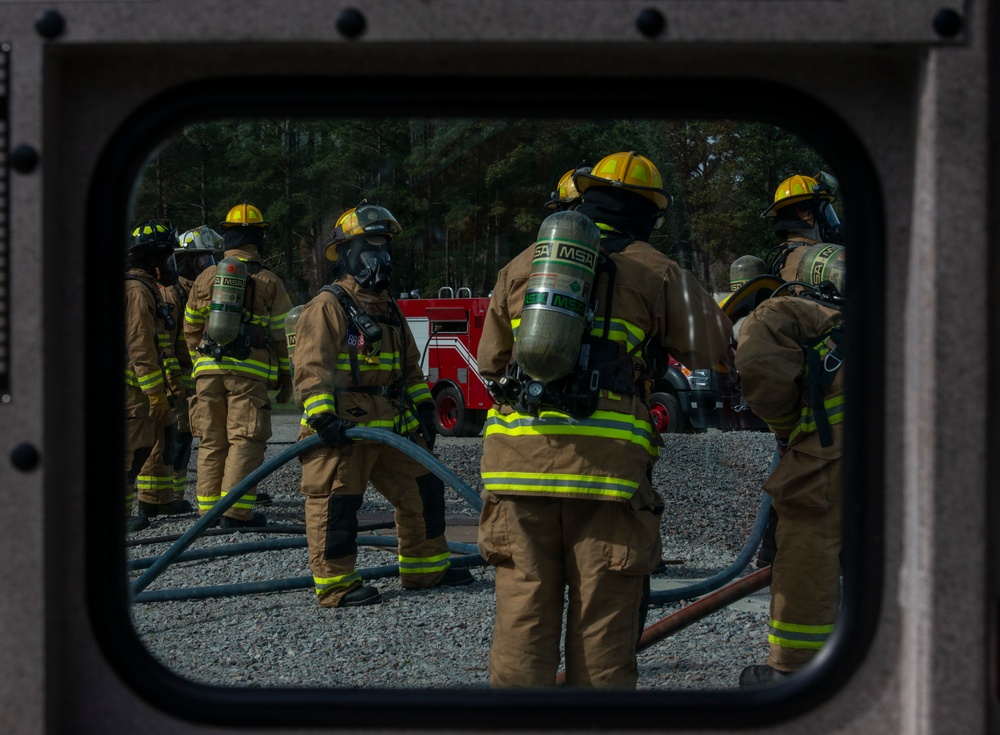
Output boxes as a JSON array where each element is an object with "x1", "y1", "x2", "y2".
[
  {"x1": 184, "y1": 204, "x2": 293, "y2": 528},
  {"x1": 734, "y1": 244, "x2": 845, "y2": 687},
  {"x1": 162, "y1": 226, "x2": 223, "y2": 504},
  {"x1": 476, "y1": 152, "x2": 732, "y2": 688},
  {"x1": 762, "y1": 173, "x2": 843, "y2": 281},
  {"x1": 124, "y1": 220, "x2": 179, "y2": 533},
  {"x1": 292, "y1": 201, "x2": 473, "y2": 608}
]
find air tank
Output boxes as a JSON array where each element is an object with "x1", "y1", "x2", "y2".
[
  {"x1": 206, "y1": 256, "x2": 247, "y2": 346},
  {"x1": 795, "y1": 243, "x2": 846, "y2": 293},
  {"x1": 516, "y1": 210, "x2": 601, "y2": 383},
  {"x1": 729, "y1": 255, "x2": 767, "y2": 291}
]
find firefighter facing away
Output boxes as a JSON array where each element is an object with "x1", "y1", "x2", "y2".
[
  {"x1": 291, "y1": 201, "x2": 473, "y2": 607},
  {"x1": 184, "y1": 204, "x2": 293, "y2": 528},
  {"x1": 477, "y1": 152, "x2": 732, "y2": 687},
  {"x1": 734, "y1": 243, "x2": 846, "y2": 687},
  {"x1": 124, "y1": 220, "x2": 179, "y2": 533}
]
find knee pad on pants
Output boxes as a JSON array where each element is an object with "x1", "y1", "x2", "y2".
[
  {"x1": 324, "y1": 494, "x2": 363, "y2": 559},
  {"x1": 417, "y1": 473, "x2": 446, "y2": 539}
]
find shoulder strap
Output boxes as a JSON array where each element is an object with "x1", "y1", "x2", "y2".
[
  {"x1": 801, "y1": 324, "x2": 844, "y2": 447},
  {"x1": 321, "y1": 285, "x2": 365, "y2": 384}
]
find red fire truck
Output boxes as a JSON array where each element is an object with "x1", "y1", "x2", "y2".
[
  {"x1": 397, "y1": 287, "x2": 766, "y2": 437},
  {"x1": 396, "y1": 287, "x2": 493, "y2": 437}
]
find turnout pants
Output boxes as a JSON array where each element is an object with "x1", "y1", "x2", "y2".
[
  {"x1": 124, "y1": 384, "x2": 157, "y2": 514},
  {"x1": 299, "y1": 434, "x2": 451, "y2": 607},
  {"x1": 765, "y1": 429, "x2": 843, "y2": 673},
  {"x1": 191, "y1": 374, "x2": 271, "y2": 522},
  {"x1": 478, "y1": 486, "x2": 662, "y2": 688}
]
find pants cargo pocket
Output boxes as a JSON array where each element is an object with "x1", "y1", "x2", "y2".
[
  {"x1": 606, "y1": 487, "x2": 663, "y2": 575},
  {"x1": 477, "y1": 490, "x2": 512, "y2": 566}
]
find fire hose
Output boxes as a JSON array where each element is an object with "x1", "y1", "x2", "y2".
[{"x1": 130, "y1": 427, "x2": 482, "y2": 599}]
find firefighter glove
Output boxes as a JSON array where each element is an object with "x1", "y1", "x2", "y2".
[
  {"x1": 147, "y1": 389, "x2": 172, "y2": 425},
  {"x1": 308, "y1": 413, "x2": 356, "y2": 448},
  {"x1": 275, "y1": 374, "x2": 294, "y2": 404},
  {"x1": 417, "y1": 401, "x2": 437, "y2": 451}
]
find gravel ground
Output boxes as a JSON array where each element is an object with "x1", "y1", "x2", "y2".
[{"x1": 128, "y1": 413, "x2": 776, "y2": 691}]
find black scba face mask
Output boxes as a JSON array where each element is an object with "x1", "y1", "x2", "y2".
[{"x1": 344, "y1": 235, "x2": 394, "y2": 292}]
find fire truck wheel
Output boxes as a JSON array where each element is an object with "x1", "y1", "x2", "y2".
[
  {"x1": 647, "y1": 391, "x2": 686, "y2": 435},
  {"x1": 434, "y1": 386, "x2": 481, "y2": 437}
]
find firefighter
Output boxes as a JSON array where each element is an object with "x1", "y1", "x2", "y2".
[
  {"x1": 734, "y1": 244, "x2": 845, "y2": 687},
  {"x1": 130, "y1": 243, "x2": 196, "y2": 522},
  {"x1": 544, "y1": 162, "x2": 591, "y2": 211},
  {"x1": 162, "y1": 226, "x2": 223, "y2": 504},
  {"x1": 292, "y1": 201, "x2": 473, "y2": 607},
  {"x1": 124, "y1": 220, "x2": 178, "y2": 532},
  {"x1": 477, "y1": 151, "x2": 732, "y2": 688},
  {"x1": 753, "y1": 177, "x2": 842, "y2": 567},
  {"x1": 762, "y1": 173, "x2": 843, "y2": 281},
  {"x1": 184, "y1": 204, "x2": 293, "y2": 528}
]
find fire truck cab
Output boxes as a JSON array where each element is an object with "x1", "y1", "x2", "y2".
[{"x1": 397, "y1": 287, "x2": 493, "y2": 437}]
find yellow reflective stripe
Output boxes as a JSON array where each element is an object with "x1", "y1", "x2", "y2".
[
  {"x1": 197, "y1": 493, "x2": 221, "y2": 512},
  {"x1": 131, "y1": 370, "x2": 165, "y2": 391},
  {"x1": 270, "y1": 310, "x2": 288, "y2": 331},
  {"x1": 135, "y1": 475, "x2": 174, "y2": 490},
  {"x1": 334, "y1": 351, "x2": 402, "y2": 372},
  {"x1": 407, "y1": 382, "x2": 432, "y2": 404},
  {"x1": 484, "y1": 408, "x2": 656, "y2": 456},
  {"x1": 590, "y1": 317, "x2": 645, "y2": 351},
  {"x1": 398, "y1": 552, "x2": 451, "y2": 575},
  {"x1": 192, "y1": 355, "x2": 278, "y2": 381},
  {"x1": 222, "y1": 488, "x2": 256, "y2": 511},
  {"x1": 768, "y1": 619, "x2": 834, "y2": 650},
  {"x1": 314, "y1": 571, "x2": 361, "y2": 596},
  {"x1": 185, "y1": 303, "x2": 208, "y2": 325},
  {"x1": 304, "y1": 394, "x2": 336, "y2": 416},
  {"x1": 483, "y1": 470, "x2": 637, "y2": 499},
  {"x1": 789, "y1": 394, "x2": 845, "y2": 443}
]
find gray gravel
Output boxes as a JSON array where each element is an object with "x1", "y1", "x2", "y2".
[{"x1": 128, "y1": 413, "x2": 776, "y2": 691}]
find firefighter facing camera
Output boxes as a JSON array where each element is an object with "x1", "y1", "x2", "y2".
[{"x1": 290, "y1": 200, "x2": 473, "y2": 608}]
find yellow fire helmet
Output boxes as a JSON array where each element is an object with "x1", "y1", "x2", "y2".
[
  {"x1": 219, "y1": 203, "x2": 269, "y2": 231},
  {"x1": 546, "y1": 167, "x2": 588, "y2": 211},
  {"x1": 573, "y1": 151, "x2": 670, "y2": 214},
  {"x1": 761, "y1": 174, "x2": 836, "y2": 218},
  {"x1": 324, "y1": 200, "x2": 402, "y2": 262}
]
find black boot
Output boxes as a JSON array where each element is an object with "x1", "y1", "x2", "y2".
[
  {"x1": 138, "y1": 499, "x2": 194, "y2": 517},
  {"x1": 437, "y1": 568, "x2": 473, "y2": 587},
  {"x1": 254, "y1": 491, "x2": 273, "y2": 506},
  {"x1": 126, "y1": 515, "x2": 150, "y2": 533},
  {"x1": 220, "y1": 511, "x2": 267, "y2": 529},
  {"x1": 341, "y1": 585, "x2": 382, "y2": 607},
  {"x1": 739, "y1": 664, "x2": 791, "y2": 688}
]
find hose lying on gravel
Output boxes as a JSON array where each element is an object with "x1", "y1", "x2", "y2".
[{"x1": 130, "y1": 427, "x2": 483, "y2": 598}]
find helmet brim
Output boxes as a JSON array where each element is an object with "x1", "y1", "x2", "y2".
[
  {"x1": 761, "y1": 192, "x2": 836, "y2": 218},
  {"x1": 574, "y1": 171, "x2": 670, "y2": 212}
]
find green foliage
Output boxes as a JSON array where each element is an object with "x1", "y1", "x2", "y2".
[{"x1": 131, "y1": 117, "x2": 840, "y2": 302}]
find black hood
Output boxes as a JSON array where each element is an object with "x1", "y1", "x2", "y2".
[
  {"x1": 223, "y1": 226, "x2": 266, "y2": 251},
  {"x1": 574, "y1": 187, "x2": 658, "y2": 251}
]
